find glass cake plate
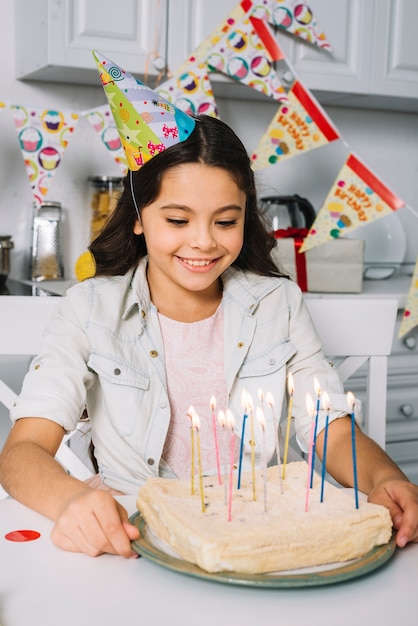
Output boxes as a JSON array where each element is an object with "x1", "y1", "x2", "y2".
[{"x1": 129, "y1": 511, "x2": 396, "y2": 588}]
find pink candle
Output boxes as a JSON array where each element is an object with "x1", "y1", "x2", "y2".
[
  {"x1": 210, "y1": 395, "x2": 222, "y2": 485},
  {"x1": 256, "y1": 406, "x2": 268, "y2": 512},
  {"x1": 305, "y1": 393, "x2": 315, "y2": 512},
  {"x1": 226, "y1": 409, "x2": 235, "y2": 522},
  {"x1": 217, "y1": 409, "x2": 228, "y2": 505}
]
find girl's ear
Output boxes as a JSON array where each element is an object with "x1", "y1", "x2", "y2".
[{"x1": 133, "y1": 218, "x2": 143, "y2": 235}]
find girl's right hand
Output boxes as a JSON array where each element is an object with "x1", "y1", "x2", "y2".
[{"x1": 50, "y1": 489, "x2": 140, "y2": 557}]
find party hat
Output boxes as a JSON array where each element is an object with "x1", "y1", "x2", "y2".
[{"x1": 93, "y1": 51, "x2": 196, "y2": 171}]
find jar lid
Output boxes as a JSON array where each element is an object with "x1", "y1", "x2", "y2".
[{"x1": 88, "y1": 176, "x2": 123, "y2": 187}]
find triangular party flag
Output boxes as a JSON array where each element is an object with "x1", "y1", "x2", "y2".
[
  {"x1": 156, "y1": 60, "x2": 219, "y2": 118},
  {"x1": 300, "y1": 153, "x2": 405, "y2": 252},
  {"x1": 205, "y1": 3, "x2": 288, "y2": 101},
  {"x1": 11, "y1": 104, "x2": 79, "y2": 207},
  {"x1": 93, "y1": 50, "x2": 196, "y2": 171},
  {"x1": 251, "y1": 0, "x2": 332, "y2": 50},
  {"x1": 83, "y1": 104, "x2": 128, "y2": 175},
  {"x1": 399, "y1": 258, "x2": 418, "y2": 337},
  {"x1": 0, "y1": 101, "x2": 5, "y2": 111},
  {"x1": 251, "y1": 79, "x2": 340, "y2": 169}
]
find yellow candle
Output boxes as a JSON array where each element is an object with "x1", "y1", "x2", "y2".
[
  {"x1": 187, "y1": 406, "x2": 195, "y2": 495},
  {"x1": 247, "y1": 393, "x2": 256, "y2": 501},
  {"x1": 191, "y1": 410, "x2": 205, "y2": 513},
  {"x1": 282, "y1": 372, "x2": 294, "y2": 479},
  {"x1": 265, "y1": 392, "x2": 283, "y2": 494}
]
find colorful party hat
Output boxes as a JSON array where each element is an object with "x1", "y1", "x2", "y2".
[{"x1": 93, "y1": 51, "x2": 196, "y2": 171}]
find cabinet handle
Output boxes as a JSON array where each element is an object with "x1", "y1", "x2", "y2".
[
  {"x1": 400, "y1": 404, "x2": 414, "y2": 417},
  {"x1": 403, "y1": 335, "x2": 417, "y2": 350}
]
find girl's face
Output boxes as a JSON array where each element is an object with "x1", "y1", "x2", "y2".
[{"x1": 134, "y1": 163, "x2": 246, "y2": 308}]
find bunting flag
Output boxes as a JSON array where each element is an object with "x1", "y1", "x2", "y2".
[
  {"x1": 206, "y1": 3, "x2": 288, "y2": 101},
  {"x1": 399, "y1": 258, "x2": 418, "y2": 337},
  {"x1": 251, "y1": 78, "x2": 340, "y2": 169},
  {"x1": 83, "y1": 104, "x2": 128, "y2": 175},
  {"x1": 156, "y1": 60, "x2": 219, "y2": 118},
  {"x1": 0, "y1": 101, "x2": 5, "y2": 110},
  {"x1": 300, "y1": 153, "x2": 406, "y2": 252},
  {"x1": 251, "y1": 0, "x2": 332, "y2": 50},
  {"x1": 10, "y1": 104, "x2": 79, "y2": 206}
]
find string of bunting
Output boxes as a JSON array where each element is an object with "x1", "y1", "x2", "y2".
[{"x1": 0, "y1": 0, "x2": 416, "y2": 335}]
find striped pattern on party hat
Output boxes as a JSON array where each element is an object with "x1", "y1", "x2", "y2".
[{"x1": 93, "y1": 51, "x2": 196, "y2": 171}]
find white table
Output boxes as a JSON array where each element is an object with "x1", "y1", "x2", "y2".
[{"x1": 0, "y1": 496, "x2": 417, "y2": 626}]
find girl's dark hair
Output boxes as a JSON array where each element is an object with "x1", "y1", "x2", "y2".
[{"x1": 90, "y1": 115, "x2": 284, "y2": 278}]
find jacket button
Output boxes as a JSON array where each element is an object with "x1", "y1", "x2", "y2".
[
  {"x1": 269, "y1": 358, "x2": 276, "y2": 365},
  {"x1": 114, "y1": 368, "x2": 121, "y2": 375},
  {"x1": 147, "y1": 458, "x2": 155, "y2": 466},
  {"x1": 237, "y1": 342, "x2": 244, "y2": 348},
  {"x1": 150, "y1": 350, "x2": 158, "y2": 358}
]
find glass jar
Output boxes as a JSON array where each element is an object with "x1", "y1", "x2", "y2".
[
  {"x1": 88, "y1": 176, "x2": 123, "y2": 242},
  {"x1": 31, "y1": 202, "x2": 64, "y2": 281}
]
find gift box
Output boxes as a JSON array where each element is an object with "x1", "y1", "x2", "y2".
[{"x1": 271, "y1": 229, "x2": 364, "y2": 293}]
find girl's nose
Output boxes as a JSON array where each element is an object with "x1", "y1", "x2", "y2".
[{"x1": 190, "y1": 225, "x2": 216, "y2": 250}]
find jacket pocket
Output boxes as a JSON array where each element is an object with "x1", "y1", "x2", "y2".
[
  {"x1": 238, "y1": 338, "x2": 296, "y2": 378},
  {"x1": 87, "y1": 351, "x2": 150, "y2": 436}
]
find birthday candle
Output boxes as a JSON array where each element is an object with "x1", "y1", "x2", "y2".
[
  {"x1": 265, "y1": 392, "x2": 283, "y2": 494},
  {"x1": 226, "y1": 409, "x2": 236, "y2": 522},
  {"x1": 310, "y1": 377, "x2": 321, "y2": 488},
  {"x1": 217, "y1": 409, "x2": 228, "y2": 505},
  {"x1": 191, "y1": 410, "x2": 205, "y2": 513},
  {"x1": 247, "y1": 393, "x2": 257, "y2": 501},
  {"x1": 305, "y1": 392, "x2": 315, "y2": 512},
  {"x1": 237, "y1": 389, "x2": 249, "y2": 489},
  {"x1": 347, "y1": 391, "x2": 359, "y2": 509},
  {"x1": 210, "y1": 395, "x2": 222, "y2": 485},
  {"x1": 320, "y1": 390, "x2": 331, "y2": 503},
  {"x1": 256, "y1": 406, "x2": 268, "y2": 513},
  {"x1": 282, "y1": 372, "x2": 294, "y2": 479},
  {"x1": 187, "y1": 406, "x2": 195, "y2": 495}
]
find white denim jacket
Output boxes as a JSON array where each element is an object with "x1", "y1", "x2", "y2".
[{"x1": 12, "y1": 258, "x2": 352, "y2": 494}]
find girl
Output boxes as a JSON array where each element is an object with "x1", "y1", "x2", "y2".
[{"x1": 0, "y1": 115, "x2": 417, "y2": 557}]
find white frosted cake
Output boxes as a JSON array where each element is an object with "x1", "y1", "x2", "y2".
[{"x1": 136, "y1": 461, "x2": 392, "y2": 574}]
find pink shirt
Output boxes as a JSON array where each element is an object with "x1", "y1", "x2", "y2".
[{"x1": 159, "y1": 305, "x2": 229, "y2": 480}]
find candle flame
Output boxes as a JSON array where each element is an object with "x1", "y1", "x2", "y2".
[
  {"x1": 314, "y1": 377, "x2": 321, "y2": 396},
  {"x1": 256, "y1": 406, "x2": 266, "y2": 430},
  {"x1": 217, "y1": 409, "x2": 226, "y2": 428},
  {"x1": 210, "y1": 395, "x2": 216, "y2": 410},
  {"x1": 265, "y1": 391, "x2": 274, "y2": 408},
  {"x1": 226, "y1": 409, "x2": 235, "y2": 430},
  {"x1": 346, "y1": 391, "x2": 356, "y2": 411},
  {"x1": 241, "y1": 389, "x2": 248, "y2": 411},
  {"x1": 287, "y1": 372, "x2": 295, "y2": 395},
  {"x1": 321, "y1": 390, "x2": 331, "y2": 411},
  {"x1": 306, "y1": 392, "x2": 315, "y2": 416},
  {"x1": 191, "y1": 411, "x2": 201, "y2": 431},
  {"x1": 187, "y1": 405, "x2": 196, "y2": 421},
  {"x1": 257, "y1": 388, "x2": 264, "y2": 403}
]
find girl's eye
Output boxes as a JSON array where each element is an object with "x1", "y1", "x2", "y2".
[
  {"x1": 216, "y1": 220, "x2": 238, "y2": 227},
  {"x1": 166, "y1": 218, "x2": 188, "y2": 226}
]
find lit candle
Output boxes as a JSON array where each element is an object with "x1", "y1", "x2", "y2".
[
  {"x1": 282, "y1": 372, "x2": 294, "y2": 479},
  {"x1": 226, "y1": 409, "x2": 236, "y2": 522},
  {"x1": 347, "y1": 391, "x2": 359, "y2": 509},
  {"x1": 265, "y1": 392, "x2": 283, "y2": 494},
  {"x1": 310, "y1": 377, "x2": 321, "y2": 488},
  {"x1": 247, "y1": 392, "x2": 257, "y2": 501},
  {"x1": 210, "y1": 395, "x2": 222, "y2": 485},
  {"x1": 320, "y1": 390, "x2": 331, "y2": 503},
  {"x1": 305, "y1": 392, "x2": 315, "y2": 512},
  {"x1": 191, "y1": 410, "x2": 205, "y2": 513},
  {"x1": 187, "y1": 405, "x2": 195, "y2": 495},
  {"x1": 217, "y1": 409, "x2": 228, "y2": 505},
  {"x1": 237, "y1": 389, "x2": 249, "y2": 489},
  {"x1": 256, "y1": 406, "x2": 268, "y2": 513}
]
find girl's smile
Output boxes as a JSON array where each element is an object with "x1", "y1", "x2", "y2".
[{"x1": 133, "y1": 163, "x2": 246, "y2": 320}]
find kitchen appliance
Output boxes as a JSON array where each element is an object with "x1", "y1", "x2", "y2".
[
  {"x1": 31, "y1": 201, "x2": 64, "y2": 281},
  {"x1": 0, "y1": 235, "x2": 14, "y2": 283},
  {"x1": 259, "y1": 195, "x2": 316, "y2": 231}
]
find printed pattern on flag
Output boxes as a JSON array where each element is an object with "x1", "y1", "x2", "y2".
[
  {"x1": 251, "y1": 79, "x2": 340, "y2": 169},
  {"x1": 11, "y1": 104, "x2": 78, "y2": 207},
  {"x1": 156, "y1": 61, "x2": 219, "y2": 118},
  {"x1": 399, "y1": 258, "x2": 418, "y2": 338},
  {"x1": 300, "y1": 153, "x2": 406, "y2": 252},
  {"x1": 84, "y1": 104, "x2": 128, "y2": 175}
]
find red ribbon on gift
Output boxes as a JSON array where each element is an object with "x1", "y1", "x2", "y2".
[{"x1": 273, "y1": 228, "x2": 309, "y2": 292}]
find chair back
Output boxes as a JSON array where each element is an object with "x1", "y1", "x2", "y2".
[{"x1": 305, "y1": 297, "x2": 398, "y2": 448}]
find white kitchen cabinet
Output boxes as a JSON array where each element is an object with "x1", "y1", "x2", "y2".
[{"x1": 277, "y1": 0, "x2": 418, "y2": 111}]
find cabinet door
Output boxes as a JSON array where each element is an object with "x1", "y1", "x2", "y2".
[
  {"x1": 371, "y1": 0, "x2": 418, "y2": 98},
  {"x1": 276, "y1": 0, "x2": 374, "y2": 95},
  {"x1": 15, "y1": 0, "x2": 161, "y2": 83}
]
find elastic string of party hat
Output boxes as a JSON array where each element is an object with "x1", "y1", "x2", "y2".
[{"x1": 129, "y1": 169, "x2": 142, "y2": 224}]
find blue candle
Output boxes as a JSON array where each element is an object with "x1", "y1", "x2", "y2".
[
  {"x1": 237, "y1": 390, "x2": 249, "y2": 489},
  {"x1": 320, "y1": 391, "x2": 331, "y2": 502},
  {"x1": 347, "y1": 391, "x2": 359, "y2": 509}
]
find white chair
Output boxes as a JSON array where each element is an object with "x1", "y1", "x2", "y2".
[
  {"x1": 0, "y1": 296, "x2": 94, "y2": 498},
  {"x1": 305, "y1": 297, "x2": 398, "y2": 449}
]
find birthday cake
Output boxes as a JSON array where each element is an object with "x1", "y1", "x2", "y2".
[{"x1": 136, "y1": 461, "x2": 393, "y2": 574}]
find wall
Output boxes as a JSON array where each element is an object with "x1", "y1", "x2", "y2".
[{"x1": 1, "y1": 0, "x2": 417, "y2": 282}]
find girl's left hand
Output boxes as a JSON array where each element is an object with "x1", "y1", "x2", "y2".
[{"x1": 368, "y1": 479, "x2": 418, "y2": 547}]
